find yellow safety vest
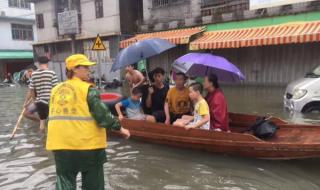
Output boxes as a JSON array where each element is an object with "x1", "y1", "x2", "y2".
[{"x1": 46, "y1": 77, "x2": 107, "y2": 150}]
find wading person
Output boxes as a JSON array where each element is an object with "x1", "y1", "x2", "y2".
[
  {"x1": 3, "y1": 72, "x2": 13, "y2": 83},
  {"x1": 164, "y1": 72, "x2": 191, "y2": 125},
  {"x1": 21, "y1": 65, "x2": 36, "y2": 85},
  {"x1": 24, "y1": 56, "x2": 58, "y2": 131},
  {"x1": 203, "y1": 74, "x2": 229, "y2": 132},
  {"x1": 23, "y1": 66, "x2": 40, "y2": 122},
  {"x1": 23, "y1": 103, "x2": 39, "y2": 122},
  {"x1": 46, "y1": 54, "x2": 130, "y2": 190}
]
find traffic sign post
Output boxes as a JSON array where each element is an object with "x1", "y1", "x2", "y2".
[
  {"x1": 92, "y1": 35, "x2": 106, "y2": 51},
  {"x1": 92, "y1": 35, "x2": 107, "y2": 89}
]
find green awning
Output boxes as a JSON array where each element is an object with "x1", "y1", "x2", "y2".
[
  {"x1": 0, "y1": 51, "x2": 34, "y2": 60},
  {"x1": 206, "y1": 11, "x2": 320, "y2": 31}
]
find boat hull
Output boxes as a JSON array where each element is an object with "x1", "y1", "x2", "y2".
[{"x1": 120, "y1": 114, "x2": 320, "y2": 160}]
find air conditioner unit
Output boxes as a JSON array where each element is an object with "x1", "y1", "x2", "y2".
[{"x1": 0, "y1": 11, "x2": 6, "y2": 16}]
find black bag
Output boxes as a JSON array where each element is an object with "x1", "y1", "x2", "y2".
[{"x1": 250, "y1": 117, "x2": 279, "y2": 139}]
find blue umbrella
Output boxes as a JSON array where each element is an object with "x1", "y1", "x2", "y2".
[
  {"x1": 111, "y1": 38, "x2": 176, "y2": 72},
  {"x1": 173, "y1": 53, "x2": 245, "y2": 83}
]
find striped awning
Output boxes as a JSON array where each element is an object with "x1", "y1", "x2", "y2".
[
  {"x1": 120, "y1": 27, "x2": 204, "y2": 48},
  {"x1": 190, "y1": 21, "x2": 320, "y2": 50}
]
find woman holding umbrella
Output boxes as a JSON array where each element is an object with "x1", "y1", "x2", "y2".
[{"x1": 203, "y1": 74, "x2": 229, "y2": 132}]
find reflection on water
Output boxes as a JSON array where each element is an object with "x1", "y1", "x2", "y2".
[
  {"x1": 223, "y1": 85, "x2": 320, "y2": 124},
  {"x1": 0, "y1": 85, "x2": 320, "y2": 190}
]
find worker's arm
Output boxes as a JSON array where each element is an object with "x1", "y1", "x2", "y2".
[{"x1": 87, "y1": 88, "x2": 120, "y2": 130}]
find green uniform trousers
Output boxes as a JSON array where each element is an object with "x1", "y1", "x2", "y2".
[{"x1": 53, "y1": 149, "x2": 107, "y2": 190}]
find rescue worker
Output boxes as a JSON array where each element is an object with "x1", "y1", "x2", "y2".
[{"x1": 46, "y1": 54, "x2": 130, "y2": 190}]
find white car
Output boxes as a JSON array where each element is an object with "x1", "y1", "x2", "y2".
[{"x1": 284, "y1": 65, "x2": 320, "y2": 113}]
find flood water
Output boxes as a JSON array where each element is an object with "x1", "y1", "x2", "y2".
[{"x1": 0, "y1": 85, "x2": 320, "y2": 190}]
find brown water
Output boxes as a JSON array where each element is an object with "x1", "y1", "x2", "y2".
[{"x1": 0, "y1": 85, "x2": 320, "y2": 190}]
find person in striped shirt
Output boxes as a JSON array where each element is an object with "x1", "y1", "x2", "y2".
[{"x1": 24, "y1": 56, "x2": 58, "y2": 131}]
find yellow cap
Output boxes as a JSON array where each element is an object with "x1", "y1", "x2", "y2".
[{"x1": 65, "y1": 54, "x2": 96, "y2": 70}]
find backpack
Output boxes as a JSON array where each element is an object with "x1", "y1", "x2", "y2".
[{"x1": 244, "y1": 117, "x2": 279, "y2": 139}]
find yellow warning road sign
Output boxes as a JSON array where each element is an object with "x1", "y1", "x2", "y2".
[{"x1": 92, "y1": 35, "x2": 106, "y2": 51}]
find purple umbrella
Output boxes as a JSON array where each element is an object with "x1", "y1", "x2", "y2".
[{"x1": 173, "y1": 53, "x2": 245, "y2": 83}]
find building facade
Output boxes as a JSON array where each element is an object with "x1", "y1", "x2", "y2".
[
  {"x1": 32, "y1": 0, "x2": 143, "y2": 82},
  {"x1": 0, "y1": 0, "x2": 36, "y2": 81},
  {"x1": 126, "y1": 0, "x2": 320, "y2": 85},
  {"x1": 141, "y1": 0, "x2": 319, "y2": 32}
]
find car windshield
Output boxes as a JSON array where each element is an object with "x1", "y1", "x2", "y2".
[{"x1": 305, "y1": 65, "x2": 320, "y2": 78}]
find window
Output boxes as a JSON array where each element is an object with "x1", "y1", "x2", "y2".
[
  {"x1": 95, "y1": 0, "x2": 104, "y2": 18},
  {"x1": 8, "y1": 0, "x2": 31, "y2": 9},
  {"x1": 201, "y1": 0, "x2": 249, "y2": 15},
  {"x1": 36, "y1": 14, "x2": 44, "y2": 29},
  {"x1": 11, "y1": 24, "x2": 34, "y2": 41},
  {"x1": 152, "y1": 0, "x2": 169, "y2": 8},
  {"x1": 152, "y1": 0, "x2": 184, "y2": 8},
  {"x1": 8, "y1": 0, "x2": 18, "y2": 7},
  {"x1": 201, "y1": 9, "x2": 212, "y2": 16}
]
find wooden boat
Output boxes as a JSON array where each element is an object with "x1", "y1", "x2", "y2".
[{"x1": 119, "y1": 113, "x2": 320, "y2": 160}]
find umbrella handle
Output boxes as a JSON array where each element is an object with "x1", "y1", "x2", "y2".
[{"x1": 145, "y1": 66, "x2": 152, "y2": 86}]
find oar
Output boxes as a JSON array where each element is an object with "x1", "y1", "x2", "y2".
[{"x1": 10, "y1": 99, "x2": 31, "y2": 140}]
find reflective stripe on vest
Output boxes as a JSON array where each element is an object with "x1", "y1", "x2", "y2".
[{"x1": 49, "y1": 116, "x2": 94, "y2": 121}]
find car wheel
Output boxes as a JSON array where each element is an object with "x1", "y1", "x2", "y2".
[{"x1": 302, "y1": 103, "x2": 320, "y2": 113}]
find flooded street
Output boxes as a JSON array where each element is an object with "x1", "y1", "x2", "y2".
[{"x1": 1, "y1": 85, "x2": 320, "y2": 190}]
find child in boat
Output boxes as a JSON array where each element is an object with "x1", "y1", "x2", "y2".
[
  {"x1": 173, "y1": 83, "x2": 210, "y2": 130},
  {"x1": 115, "y1": 87, "x2": 156, "y2": 122}
]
